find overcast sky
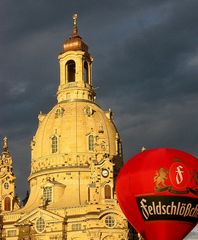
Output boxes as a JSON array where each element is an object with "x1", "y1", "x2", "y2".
[{"x1": 0, "y1": 1, "x2": 198, "y2": 236}]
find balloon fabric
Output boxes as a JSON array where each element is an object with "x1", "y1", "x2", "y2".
[{"x1": 116, "y1": 148, "x2": 198, "y2": 240}]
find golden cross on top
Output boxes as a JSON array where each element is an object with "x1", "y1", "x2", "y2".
[
  {"x1": 72, "y1": 13, "x2": 78, "y2": 36},
  {"x1": 73, "y1": 13, "x2": 78, "y2": 26}
]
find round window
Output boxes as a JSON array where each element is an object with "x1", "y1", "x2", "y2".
[
  {"x1": 4, "y1": 182, "x2": 9, "y2": 189},
  {"x1": 105, "y1": 215, "x2": 116, "y2": 228},
  {"x1": 36, "y1": 217, "x2": 45, "y2": 233}
]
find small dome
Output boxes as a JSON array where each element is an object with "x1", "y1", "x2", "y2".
[{"x1": 63, "y1": 35, "x2": 88, "y2": 53}]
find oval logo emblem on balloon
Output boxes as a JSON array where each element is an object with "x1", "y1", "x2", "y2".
[
  {"x1": 116, "y1": 148, "x2": 198, "y2": 240},
  {"x1": 169, "y1": 162, "x2": 190, "y2": 190}
]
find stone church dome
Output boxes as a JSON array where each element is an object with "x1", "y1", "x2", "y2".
[
  {"x1": 24, "y1": 14, "x2": 123, "y2": 211},
  {"x1": 28, "y1": 14, "x2": 123, "y2": 183},
  {"x1": 30, "y1": 101, "x2": 122, "y2": 176}
]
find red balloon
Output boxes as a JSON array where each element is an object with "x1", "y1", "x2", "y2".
[{"x1": 116, "y1": 148, "x2": 198, "y2": 240}]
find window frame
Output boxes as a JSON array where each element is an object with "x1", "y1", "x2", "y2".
[
  {"x1": 36, "y1": 217, "x2": 45, "y2": 233},
  {"x1": 88, "y1": 134, "x2": 94, "y2": 151},
  {"x1": 4, "y1": 182, "x2": 9, "y2": 190},
  {"x1": 66, "y1": 60, "x2": 76, "y2": 83},
  {"x1": 43, "y1": 186, "x2": 53, "y2": 204},
  {"x1": 72, "y1": 223, "x2": 81, "y2": 231},
  {"x1": 104, "y1": 184, "x2": 111, "y2": 199},
  {"x1": 104, "y1": 215, "x2": 116, "y2": 228},
  {"x1": 4, "y1": 196, "x2": 11, "y2": 211},
  {"x1": 83, "y1": 61, "x2": 89, "y2": 84},
  {"x1": 7, "y1": 230, "x2": 17, "y2": 237},
  {"x1": 51, "y1": 136, "x2": 58, "y2": 154}
]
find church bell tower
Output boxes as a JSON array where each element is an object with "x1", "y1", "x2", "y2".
[
  {"x1": 57, "y1": 14, "x2": 95, "y2": 103},
  {"x1": 0, "y1": 137, "x2": 18, "y2": 212}
]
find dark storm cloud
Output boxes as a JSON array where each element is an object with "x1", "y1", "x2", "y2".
[
  {"x1": 0, "y1": 0, "x2": 198, "y2": 216},
  {"x1": 95, "y1": 0, "x2": 198, "y2": 160}
]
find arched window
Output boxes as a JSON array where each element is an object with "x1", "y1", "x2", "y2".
[
  {"x1": 52, "y1": 136, "x2": 58, "y2": 153},
  {"x1": 43, "y1": 186, "x2": 52, "y2": 203},
  {"x1": 67, "y1": 60, "x2": 75, "y2": 82},
  {"x1": 84, "y1": 61, "x2": 88, "y2": 83},
  {"x1": 88, "y1": 187, "x2": 90, "y2": 202},
  {"x1": 88, "y1": 135, "x2": 94, "y2": 151},
  {"x1": 4, "y1": 197, "x2": 11, "y2": 211},
  {"x1": 104, "y1": 185, "x2": 111, "y2": 199}
]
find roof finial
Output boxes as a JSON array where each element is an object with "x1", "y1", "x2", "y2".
[
  {"x1": 3, "y1": 136, "x2": 8, "y2": 152},
  {"x1": 72, "y1": 13, "x2": 78, "y2": 36}
]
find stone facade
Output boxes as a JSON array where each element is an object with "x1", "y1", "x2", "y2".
[{"x1": 0, "y1": 15, "x2": 132, "y2": 240}]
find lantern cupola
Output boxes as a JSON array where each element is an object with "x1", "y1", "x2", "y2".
[{"x1": 57, "y1": 14, "x2": 95, "y2": 103}]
